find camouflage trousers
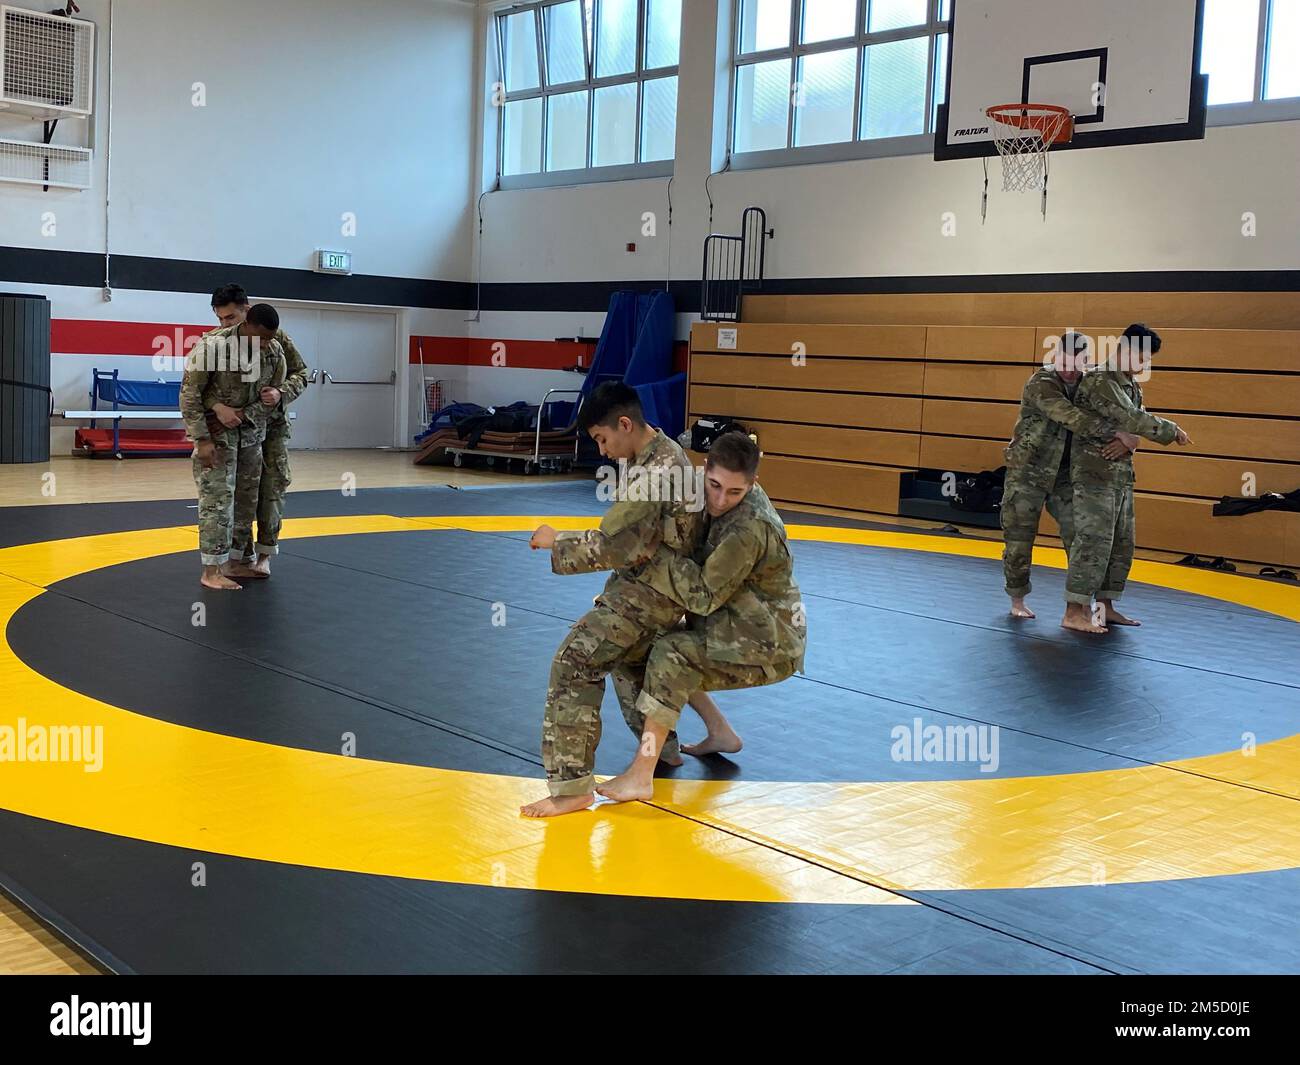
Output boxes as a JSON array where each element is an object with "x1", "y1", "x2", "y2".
[
  {"x1": 1065, "y1": 480, "x2": 1135, "y2": 605},
  {"x1": 623, "y1": 630, "x2": 798, "y2": 732},
  {"x1": 1000, "y1": 464, "x2": 1075, "y2": 598},
  {"x1": 612, "y1": 668, "x2": 681, "y2": 766},
  {"x1": 234, "y1": 417, "x2": 292, "y2": 562},
  {"x1": 193, "y1": 427, "x2": 263, "y2": 566},
  {"x1": 542, "y1": 601, "x2": 680, "y2": 797}
]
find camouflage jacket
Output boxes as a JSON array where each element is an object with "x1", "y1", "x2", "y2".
[
  {"x1": 181, "y1": 325, "x2": 286, "y2": 443},
  {"x1": 272, "y1": 328, "x2": 310, "y2": 406},
  {"x1": 551, "y1": 429, "x2": 704, "y2": 632},
  {"x1": 1004, "y1": 369, "x2": 1118, "y2": 487},
  {"x1": 634, "y1": 484, "x2": 806, "y2": 672},
  {"x1": 202, "y1": 325, "x2": 309, "y2": 427},
  {"x1": 1071, "y1": 371, "x2": 1178, "y2": 487}
]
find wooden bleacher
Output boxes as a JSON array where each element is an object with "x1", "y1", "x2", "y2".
[{"x1": 687, "y1": 292, "x2": 1300, "y2": 568}]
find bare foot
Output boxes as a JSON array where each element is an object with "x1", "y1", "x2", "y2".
[
  {"x1": 519, "y1": 793, "x2": 594, "y2": 818},
  {"x1": 682, "y1": 729, "x2": 744, "y2": 757},
  {"x1": 250, "y1": 555, "x2": 272, "y2": 578},
  {"x1": 200, "y1": 571, "x2": 243, "y2": 590},
  {"x1": 595, "y1": 772, "x2": 654, "y2": 803},
  {"x1": 1101, "y1": 604, "x2": 1140, "y2": 626},
  {"x1": 659, "y1": 748, "x2": 684, "y2": 767},
  {"x1": 1061, "y1": 611, "x2": 1107, "y2": 635},
  {"x1": 1009, "y1": 597, "x2": 1036, "y2": 619},
  {"x1": 222, "y1": 561, "x2": 260, "y2": 580}
]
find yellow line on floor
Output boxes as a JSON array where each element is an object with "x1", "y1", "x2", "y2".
[{"x1": 0, "y1": 517, "x2": 1296, "y2": 900}]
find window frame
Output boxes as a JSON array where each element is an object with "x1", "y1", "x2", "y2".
[
  {"x1": 494, "y1": 0, "x2": 679, "y2": 189},
  {"x1": 1206, "y1": 0, "x2": 1300, "y2": 127},
  {"x1": 729, "y1": 0, "x2": 952, "y2": 172},
  {"x1": 728, "y1": 0, "x2": 1300, "y2": 171}
]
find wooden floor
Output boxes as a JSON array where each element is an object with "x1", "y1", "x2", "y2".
[
  {"x1": 0, "y1": 450, "x2": 584, "y2": 508},
  {"x1": 0, "y1": 894, "x2": 97, "y2": 975}
]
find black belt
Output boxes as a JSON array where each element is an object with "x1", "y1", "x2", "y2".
[{"x1": 0, "y1": 377, "x2": 52, "y2": 393}]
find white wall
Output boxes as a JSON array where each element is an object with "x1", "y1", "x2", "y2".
[
  {"x1": 471, "y1": 0, "x2": 1300, "y2": 323},
  {"x1": 6, "y1": 0, "x2": 1298, "y2": 458},
  {"x1": 709, "y1": 120, "x2": 1300, "y2": 279},
  {"x1": 0, "y1": 0, "x2": 477, "y2": 279},
  {"x1": 0, "y1": 0, "x2": 479, "y2": 453}
]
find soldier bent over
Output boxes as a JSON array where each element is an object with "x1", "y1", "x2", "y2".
[
  {"x1": 597, "y1": 432, "x2": 807, "y2": 804},
  {"x1": 520, "y1": 383, "x2": 703, "y2": 818}
]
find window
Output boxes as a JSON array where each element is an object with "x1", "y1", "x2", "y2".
[
  {"x1": 731, "y1": 0, "x2": 950, "y2": 163},
  {"x1": 1200, "y1": 0, "x2": 1300, "y2": 112},
  {"x1": 495, "y1": 0, "x2": 681, "y2": 184}
]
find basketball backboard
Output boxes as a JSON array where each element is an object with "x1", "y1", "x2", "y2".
[{"x1": 935, "y1": 0, "x2": 1208, "y2": 160}]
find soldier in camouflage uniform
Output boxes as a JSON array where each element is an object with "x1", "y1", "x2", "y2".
[
  {"x1": 209, "y1": 284, "x2": 311, "y2": 579},
  {"x1": 1001, "y1": 332, "x2": 1182, "y2": 621},
  {"x1": 611, "y1": 659, "x2": 741, "y2": 759},
  {"x1": 520, "y1": 383, "x2": 704, "y2": 818},
  {"x1": 597, "y1": 433, "x2": 807, "y2": 804},
  {"x1": 1064, "y1": 324, "x2": 1189, "y2": 633},
  {"x1": 181, "y1": 306, "x2": 286, "y2": 591}
]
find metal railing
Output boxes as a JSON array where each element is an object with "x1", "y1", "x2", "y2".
[{"x1": 700, "y1": 206, "x2": 773, "y2": 322}]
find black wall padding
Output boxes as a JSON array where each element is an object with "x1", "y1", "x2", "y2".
[{"x1": 0, "y1": 293, "x2": 52, "y2": 464}]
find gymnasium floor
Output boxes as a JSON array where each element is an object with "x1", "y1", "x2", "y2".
[{"x1": 1, "y1": 454, "x2": 1298, "y2": 974}]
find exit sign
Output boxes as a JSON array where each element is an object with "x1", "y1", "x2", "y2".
[{"x1": 315, "y1": 250, "x2": 352, "y2": 275}]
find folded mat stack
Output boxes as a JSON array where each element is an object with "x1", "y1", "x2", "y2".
[{"x1": 413, "y1": 401, "x2": 577, "y2": 466}]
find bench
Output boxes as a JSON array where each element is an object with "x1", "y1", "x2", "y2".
[{"x1": 63, "y1": 369, "x2": 188, "y2": 458}]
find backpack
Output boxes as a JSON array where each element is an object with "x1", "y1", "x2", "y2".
[{"x1": 951, "y1": 467, "x2": 1007, "y2": 514}]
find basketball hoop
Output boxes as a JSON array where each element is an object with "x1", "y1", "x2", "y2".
[{"x1": 983, "y1": 103, "x2": 1074, "y2": 218}]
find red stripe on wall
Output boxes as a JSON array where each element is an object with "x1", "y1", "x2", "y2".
[
  {"x1": 48, "y1": 321, "x2": 691, "y2": 374},
  {"x1": 52, "y1": 320, "x2": 212, "y2": 356},
  {"x1": 409, "y1": 335, "x2": 599, "y2": 370},
  {"x1": 409, "y1": 336, "x2": 690, "y2": 373}
]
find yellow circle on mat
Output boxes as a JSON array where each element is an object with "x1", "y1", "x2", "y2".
[{"x1": 0, "y1": 515, "x2": 1297, "y2": 904}]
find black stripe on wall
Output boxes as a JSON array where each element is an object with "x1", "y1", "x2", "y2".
[
  {"x1": 4, "y1": 245, "x2": 1299, "y2": 314},
  {"x1": 0, "y1": 247, "x2": 476, "y2": 309},
  {"x1": 116, "y1": 256, "x2": 476, "y2": 310},
  {"x1": 759, "y1": 271, "x2": 1300, "y2": 295},
  {"x1": 481, "y1": 279, "x2": 697, "y2": 312}
]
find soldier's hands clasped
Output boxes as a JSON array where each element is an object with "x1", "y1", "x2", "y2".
[{"x1": 212, "y1": 402, "x2": 243, "y2": 429}]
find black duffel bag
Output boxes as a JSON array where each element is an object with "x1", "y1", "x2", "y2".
[
  {"x1": 689, "y1": 416, "x2": 747, "y2": 453},
  {"x1": 951, "y1": 467, "x2": 1007, "y2": 514}
]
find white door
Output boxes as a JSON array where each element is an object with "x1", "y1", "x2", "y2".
[
  {"x1": 316, "y1": 309, "x2": 399, "y2": 449},
  {"x1": 268, "y1": 306, "x2": 398, "y2": 449},
  {"x1": 273, "y1": 307, "x2": 322, "y2": 448}
]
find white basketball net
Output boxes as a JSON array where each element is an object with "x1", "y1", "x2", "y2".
[{"x1": 988, "y1": 108, "x2": 1071, "y2": 193}]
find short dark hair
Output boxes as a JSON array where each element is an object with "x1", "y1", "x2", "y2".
[
  {"x1": 211, "y1": 283, "x2": 248, "y2": 309},
  {"x1": 1123, "y1": 322, "x2": 1162, "y2": 355},
  {"x1": 578, "y1": 382, "x2": 644, "y2": 431},
  {"x1": 1060, "y1": 330, "x2": 1089, "y2": 357},
  {"x1": 247, "y1": 303, "x2": 280, "y2": 332},
  {"x1": 706, "y1": 430, "x2": 760, "y2": 480}
]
